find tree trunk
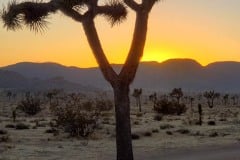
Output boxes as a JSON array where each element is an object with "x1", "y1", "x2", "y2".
[
  {"x1": 113, "y1": 84, "x2": 133, "y2": 160},
  {"x1": 138, "y1": 97, "x2": 142, "y2": 112}
]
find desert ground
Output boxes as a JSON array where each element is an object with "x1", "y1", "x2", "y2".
[{"x1": 0, "y1": 90, "x2": 240, "y2": 160}]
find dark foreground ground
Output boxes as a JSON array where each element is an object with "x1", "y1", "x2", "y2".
[
  {"x1": 102, "y1": 143, "x2": 240, "y2": 160},
  {"x1": 134, "y1": 143, "x2": 240, "y2": 160}
]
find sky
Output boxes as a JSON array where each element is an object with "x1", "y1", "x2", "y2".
[{"x1": 0, "y1": 0, "x2": 240, "y2": 68}]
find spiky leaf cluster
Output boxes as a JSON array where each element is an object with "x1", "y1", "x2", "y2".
[
  {"x1": 1, "y1": 1, "x2": 57, "y2": 32},
  {"x1": 98, "y1": 0, "x2": 127, "y2": 26}
]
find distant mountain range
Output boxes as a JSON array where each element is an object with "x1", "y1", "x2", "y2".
[{"x1": 1, "y1": 59, "x2": 240, "y2": 92}]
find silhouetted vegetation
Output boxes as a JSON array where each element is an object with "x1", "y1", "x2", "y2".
[
  {"x1": 203, "y1": 90, "x2": 220, "y2": 108},
  {"x1": 17, "y1": 93, "x2": 42, "y2": 116}
]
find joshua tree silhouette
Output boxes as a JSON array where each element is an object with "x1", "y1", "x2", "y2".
[
  {"x1": 169, "y1": 88, "x2": 183, "y2": 105},
  {"x1": 1, "y1": 0, "x2": 160, "y2": 159},
  {"x1": 203, "y1": 90, "x2": 220, "y2": 108},
  {"x1": 132, "y1": 88, "x2": 142, "y2": 112}
]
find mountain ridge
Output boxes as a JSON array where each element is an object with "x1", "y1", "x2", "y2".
[{"x1": 1, "y1": 59, "x2": 240, "y2": 92}]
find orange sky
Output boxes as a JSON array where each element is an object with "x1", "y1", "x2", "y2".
[{"x1": 0, "y1": 0, "x2": 240, "y2": 68}]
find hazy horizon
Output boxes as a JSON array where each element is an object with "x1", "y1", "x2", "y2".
[{"x1": 2, "y1": 58, "x2": 240, "y2": 68}]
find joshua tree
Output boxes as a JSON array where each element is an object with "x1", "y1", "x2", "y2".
[
  {"x1": 1, "y1": 0, "x2": 160, "y2": 159},
  {"x1": 197, "y1": 103, "x2": 202, "y2": 126},
  {"x1": 223, "y1": 94, "x2": 229, "y2": 106},
  {"x1": 231, "y1": 95, "x2": 239, "y2": 105},
  {"x1": 169, "y1": 88, "x2": 183, "y2": 104},
  {"x1": 189, "y1": 96, "x2": 194, "y2": 116},
  {"x1": 149, "y1": 92, "x2": 157, "y2": 109},
  {"x1": 132, "y1": 88, "x2": 142, "y2": 112},
  {"x1": 203, "y1": 90, "x2": 220, "y2": 108},
  {"x1": 6, "y1": 90, "x2": 12, "y2": 101}
]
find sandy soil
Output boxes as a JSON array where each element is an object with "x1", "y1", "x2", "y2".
[{"x1": 1, "y1": 95, "x2": 240, "y2": 160}]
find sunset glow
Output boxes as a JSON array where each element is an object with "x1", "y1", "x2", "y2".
[{"x1": 1, "y1": 0, "x2": 240, "y2": 68}]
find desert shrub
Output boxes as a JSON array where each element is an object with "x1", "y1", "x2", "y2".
[
  {"x1": 131, "y1": 133, "x2": 140, "y2": 140},
  {"x1": 136, "y1": 112, "x2": 143, "y2": 117},
  {"x1": 95, "y1": 99, "x2": 113, "y2": 112},
  {"x1": 133, "y1": 121, "x2": 140, "y2": 125},
  {"x1": 0, "y1": 135, "x2": 10, "y2": 143},
  {"x1": 0, "y1": 129, "x2": 7, "y2": 135},
  {"x1": 154, "y1": 99, "x2": 186, "y2": 115},
  {"x1": 209, "y1": 132, "x2": 218, "y2": 137},
  {"x1": 17, "y1": 94, "x2": 42, "y2": 116},
  {"x1": 45, "y1": 128, "x2": 58, "y2": 134},
  {"x1": 50, "y1": 93, "x2": 100, "y2": 137},
  {"x1": 153, "y1": 114, "x2": 163, "y2": 121},
  {"x1": 160, "y1": 124, "x2": 174, "y2": 130},
  {"x1": 166, "y1": 131, "x2": 173, "y2": 135},
  {"x1": 15, "y1": 123, "x2": 29, "y2": 130},
  {"x1": 176, "y1": 128, "x2": 190, "y2": 134},
  {"x1": 5, "y1": 124, "x2": 15, "y2": 128},
  {"x1": 152, "y1": 129, "x2": 159, "y2": 133},
  {"x1": 208, "y1": 121, "x2": 216, "y2": 126},
  {"x1": 143, "y1": 131, "x2": 152, "y2": 137}
]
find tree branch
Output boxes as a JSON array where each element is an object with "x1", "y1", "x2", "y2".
[
  {"x1": 119, "y1": 11, "x2": 149, "y2": 85},
  {"x1": 123, "y1": 0, "x2": 140, "y2": 11},
  {"x1": 82, "y1": 19, "x2": 118, "y2": 86}
]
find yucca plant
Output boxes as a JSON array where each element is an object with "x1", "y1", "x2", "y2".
[{"x1": 1, "y1": 0, "x2": 161, "y2": 159}]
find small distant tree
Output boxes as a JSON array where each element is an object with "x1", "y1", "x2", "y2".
[
  {"x1": 169, "y1": 88, "x2": 183, "y2": 104},
  {"x1": 132, "y1": 88, "x2": 142, "y2": 112},
  {"x1": 46, "y1": 89, "x2": 61, "y2": 104},
  {"x1": 203, "y1": 90, "x2": 220, "y2": 108},
  {"x1": 222, "y1": 94, "x2": 229, "y2": 106},
  {"x1": 197, "y1": 103, "x2": 202, "y2": 126},
  {"x1": 1, "y1": 0, "x2": 161, "y2": 159},
  {"x1": 231, "y1": 95, "x2": 239, "y2": 105},
  {"x1": 189, "y1": 96, "x2": 194, "y2": 116},
  {"x1": 6, "y1": 90, "x2": 12, "y2": 101},
  {"x1": 149, "y1": 92, "x2": 157, "y2": 110}
]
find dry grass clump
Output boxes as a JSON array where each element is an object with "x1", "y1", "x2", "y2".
[
  {"x1": 143, "y1": 131, "x2": 152, "y2": 137},
  {"x1": 15, "y1": 123, "x2": 29, "y2": 130},
  {"x1": 160, "y1": 124, "x2": 174, "y2": 130},
  {"x1": 0, "y1": 135, "x2": 10, "y2": 143},
  {"x1": 131, "y1": 133, "x2": 140, "y2": 140},
  {"x1": 208, "y1": 121, "x2": 216, "y2": 126},
  {"x1": 152, "y1": 128, "x2": 159, "y2": 133},
  {"x1": 176, "y1": 128, "x2": 190, "y2": 134},
  {"x1": 5, "y1": 124, "x2": 15, "y2": 128},
  {"x1": 0, "y1": 129, "x2": 8, "y2": 135},
  {"x1": 153, "y1": 114, "x2": 163, "y2": 121}
]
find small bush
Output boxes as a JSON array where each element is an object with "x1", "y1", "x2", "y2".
[
  {"x1": 5, "y1": 124, "x2": 15, "y2": 128},
  {"x1": 95, "y1": 99, "x2": 113, "y2": 112},
  {"x1": 152, "y1": 129, "x2": 159, "y2": 133},
  {"x1": 133, "y1": 121, "x2": 140, "y2": 125},
  {"x1": 160, "y1": 124, "x2": 174, "y2": 130},
  {"x1": 209, "y1": 132, "x2": 218, "y2": 137},
  {"x1": 176, "y1": 129, "x2": 190, "y2": 134},
  {"x1": 166, "y1": 131, "x2": 173, "y2": 135},
  {"x1": 154, "y1": 99, "x2": 186, "y2": 115},
  {"x1": 51, "y1": 94, "x2": 100, "y2": 137},
  {"x1": 153, "y1": 114, "x2": 163, "y2": 121},
  {"x1": 15, "y1": 123, "x2": 29, "y2": 130},
  {"x1": 17, "y1": 94, "x2": 42, "y2": 116},
  {"x1": 136, "y1": 112, "x2": 143, "y2": 117},
  {"x1": 208, "y1": 121, "x2": 216, "y2": 126},
  {"x1": 0, "y1": 135, "x2": 10, "y2": 142},
  {"x1": 144, "y1": 131, "x2": 152, "y2": 137},
  {"x1": 131, "y1": 133, "x2": 140, "y2": 140},
  {"x1": 45, "y1": 128, "x2": 58, "y2": 134},
  {"x1": 0, "y1": 129, "x2": 7, "y2": 135}
]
